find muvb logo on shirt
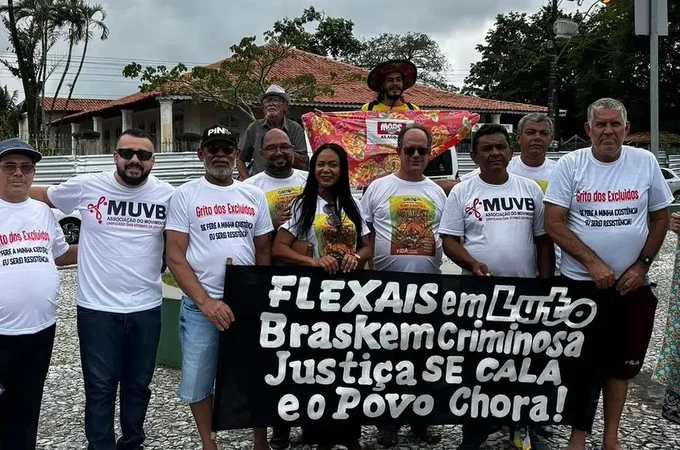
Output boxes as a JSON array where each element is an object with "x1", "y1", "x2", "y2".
[
  {"x1": 87, "y1": 196, "x2": 166, "y2": 229},
  {"x1": 465, "y1": 197, "x2": 535, "y2": 222}
]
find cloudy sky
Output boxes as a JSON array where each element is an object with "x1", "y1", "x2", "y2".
[{"x1": 0, "y1": 0, "x2": 588, "y2": 102}]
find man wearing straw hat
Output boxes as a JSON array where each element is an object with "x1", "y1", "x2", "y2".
[{"x1": 362, "y1": 59, "x2": 420, "y2": 111}]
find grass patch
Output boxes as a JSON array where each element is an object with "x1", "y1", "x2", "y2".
[{"x1": 162, "y1": 272, "x2": 179, "y2": 288}]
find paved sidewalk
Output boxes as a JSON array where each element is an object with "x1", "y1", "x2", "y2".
[{"x1": 37, "y1": 235, "x2": 680, "y2": 449}]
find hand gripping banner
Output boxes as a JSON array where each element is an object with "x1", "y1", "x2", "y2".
[{"x1": 301, "y1": 110, "x2": 481, "y2": 188}]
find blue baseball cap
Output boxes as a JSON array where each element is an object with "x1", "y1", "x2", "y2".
[{"x1": 0, "y1": 138, "x2": 42, "y2": 163}]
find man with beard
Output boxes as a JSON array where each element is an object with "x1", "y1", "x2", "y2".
[
  {"x1": 237, "y1": 85, "x2": 308, "y2": 179},
  {"x1": 361, "y1": 124, "x2": 444, "y2": 448},
  {"x1": 29, "y1": 128, "x2": 175, "y2": 450},
  {"x1": 439, "y1": 124, "x2": 554, "y2": 450},
  {"x1": 361, "y1": 60, "x2": 419, "y2": 111},
  {"x1": 0, "y1": 139, "x2": 77, "y2": 449},
  {"x1": 166, "y1": 125, "x2": 273, "y2": 450},
  {"x1": 244, "y1": 128, "x2": 306, "y2": 450},
  {"x1": 244, "y1": 128, "x2": 308, "y2": 230}
]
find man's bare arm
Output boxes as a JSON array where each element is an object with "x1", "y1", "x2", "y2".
[
  {"x1": 544, "y1": 202, "x2": 614, "y2": 288},
  {"x1": 254, "y1": 234, "x2": 272, "y2": 266},
  {"x1": 434, "y1": 179, "x2": 460, "y2": 196},
  {"x1": 534, "y1": 234, "x2": 555, "y2": 279},
  {"x1": 292, "y1": 152, "x2": 308, "y2": 170},
  {"x1": 166, "y1": 231, "x2": 211, "y2": 306},
  {"x1": 54, "y1": 245, "x2": 78, "y2": 266},
  {"x1": 639, "y1": 208, "x2": 669, "y2": 261},
  {"x1": 29, "y1": 187, "x2": 54, "y2": 207},
  {"x1": 236, "y1": 159, "x2": 250, "y2": 180},
  {"x1": 442, "y1": 235, "x2": 490, "y2": 275}
]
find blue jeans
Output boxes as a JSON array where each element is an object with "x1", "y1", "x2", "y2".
[{"x1": 77, "y1": 305, "x2": 161, "y2": 450}]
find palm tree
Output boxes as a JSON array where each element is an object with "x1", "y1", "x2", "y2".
[
  {"x1": 48, "y1": 0, "x2": 88, "y2": 124},
  {"x1": 0, "y1": 85, "x2": 20, "y2": 139},
  {"x1": 58, "y1": 1, "x2": 108, "y2": 126}
]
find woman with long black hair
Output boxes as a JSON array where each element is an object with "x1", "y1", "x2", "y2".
[{"x1": 272, "y1": 143, "x2": 371, "y2": 450}]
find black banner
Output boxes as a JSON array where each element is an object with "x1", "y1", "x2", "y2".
[{"x1": 213, "y1": 267, "x2": 610, "y2": 431}]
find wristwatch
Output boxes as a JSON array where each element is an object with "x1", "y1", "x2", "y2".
[{"x1": 637, "y1": 255, "x2": 653, "y2": 269}]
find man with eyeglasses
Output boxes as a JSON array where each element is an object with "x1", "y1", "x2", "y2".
[
  {"x1": 243, "y1": 128, "x2": 307, "y2": 450},
  {"x1": 29, "y1": 128, "x2": 175, "y2": 450},
  {"x1": 360, "y1": 124, "x2": 445, "y2": 447},
  {"x1": 166, "y1": 124, "x2": 273, "y2": 450},
  {"x1": 237, "y1": 85, "x2": 309, "y2": 180},
  {"x1": 439, "y1": 124, "x2": 554, "y2": 450},
  {"x1": 0, "y1": 138, "x2": 77, "y2": 449}
]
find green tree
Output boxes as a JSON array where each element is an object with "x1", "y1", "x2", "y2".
[
  {"x1": 347, "y1": 32, "x2": 458, "y2": 91},
  {"x1": 463, "y1": 0, "x2": 680, "y2": 137},
  {"x1": 0, "y1": 86, "x2": 19, "y2": 140},
  {"x1": 122, "y1": 16, "x2": 361, "y2": 121}
]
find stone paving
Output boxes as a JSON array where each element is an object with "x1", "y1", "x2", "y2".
[{"x1": 36, "y1": 233, "x2": 680, "y2": 449}]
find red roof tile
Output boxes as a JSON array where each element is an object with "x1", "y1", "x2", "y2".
[
  {"x1": 59, "y1": 48, "x2": 546, "y2": 123},
  {"x1": 43, "y1": 97, "x2": 112, "y2": 112}
]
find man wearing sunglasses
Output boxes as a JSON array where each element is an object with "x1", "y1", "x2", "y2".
[
  {"x1": 360, "y1": 124, "x2": 445, "y2": 447},
  {"x1": 29, "y1": 128, "x2": 175, "y2": 450},
  {"x1": 237, "y1": 85, "x2": 309, "y2": 180},
  {"x1": 166, "y1": 124, "x2": 273, "y2": 450},
  {"x1": 0, "y1": 139, "x2": 77, "y2": 449}
]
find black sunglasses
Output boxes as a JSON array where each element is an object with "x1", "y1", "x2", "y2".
[
  {"x1": 204, "y1": 143, "x2": 236, "y2": 155},
  {"x1": 0, "y1": 163, "x2": 35, "y2": 175},
  {"x1": 117, "y1": 148, "x2": 154, "y2": 161},
  {"x1": 323, "y1": 204, "x2": 342, "y2": 227},
  {"x1": 402, "y1": 146, "x2": 430, "y2": 156}
]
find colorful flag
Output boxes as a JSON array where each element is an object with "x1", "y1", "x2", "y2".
[{"x1": 301, "y1": 110, "x2": 480, "y2": 188}]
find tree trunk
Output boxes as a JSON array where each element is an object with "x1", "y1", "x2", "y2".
[
  {"x1": 6, "y1": 0, "x2": 40, "y2": 144},
  {"x1": 49, "y1": 29, "x2": 74, "y2": 126},
  {"x1": 59, "y1": 26, "x2": 89, "y2": 128}
]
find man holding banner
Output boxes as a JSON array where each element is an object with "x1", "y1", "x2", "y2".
[
  {"x1": 439, "y1": 123, "x2": 554, "y2": 450},
  {"x1": 165, "y1": 125, "x2": 274, "y2": 450},
  {"x1": 544, "y1": 98, "x2": 672, "y2": 450},
  {"x1": 360, "y1": 123, "x2": 445, "y2": 446}
]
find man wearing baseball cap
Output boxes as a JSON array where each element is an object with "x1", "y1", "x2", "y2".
[
  {"x1": 361, "y1": 59, "x2": 420, "y2": 111},
  {"x1": 166, "y1": 124, "x2": 273, "y2": 450},
  {"x1": 0, "y1": 138, "x2": 77, "y2": 449},
  {"x1": 237, "y1": 84, "x2": 309, "y2": 180}
]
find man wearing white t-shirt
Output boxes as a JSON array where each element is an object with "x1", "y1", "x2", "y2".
[
  {"x1": 30, "y1": 128, "x2": 175, "y2": 450},
  {"x1": 165, "y1": 124, "x2": 273, "y2": 450},
  {"x1": 0, "y1": 139, "x2": 77, "y2": 449},
  {"x1": 244, "y1": 128, "x2": 306, "y2": 450},
  {"x1": 361, "y1": 123, "x2": 445, "y2": 447},
  {"x1": 439, "y1": 124, "x2": 554, "y2": 450},
  {"x1": 544, "y1": 98, "x2": 672, "y2": 450},
  {"x1": 244, "y1": 128, "x2": 307, "y2": 229}
]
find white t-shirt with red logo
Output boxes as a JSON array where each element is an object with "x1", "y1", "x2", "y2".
[
  {"x1": 166, "y1": 177, "x2": 273, "y2": 300},
  {"x1": 243, "y1": 170, "x2": 307, "y2": 223},
  {"x1": 361, "y1": 174, "x2": 447, "y2": 274},
  {"x1": 544, "y1": 146, "x2": 673, "y2": 280},
  {"x1": 47, "y1": 171, "x2": 175, "y2": 313},
  {"x1": 439, "y1": 174, "x2": 546, "y2": 278},
  {"x1": 0, "y1": 198, "x2": 68, "y2": 335}
]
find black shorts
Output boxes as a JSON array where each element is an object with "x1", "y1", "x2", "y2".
[{"x1": 563, "y1": 276, "x2": 658, "y2": 380}]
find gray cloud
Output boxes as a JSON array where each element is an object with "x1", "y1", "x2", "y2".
[{"x1": 0, "y1": 0, "x2": 585, "y2": 100}]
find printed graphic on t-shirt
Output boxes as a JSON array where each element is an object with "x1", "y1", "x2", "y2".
[
  {"x1": 0, "y1": 229, "x2": 53, "y2": 267},
  {"x1": 194, "y1": 201, "x2": 258, "y2": 241},
  {"x1": 536, "y1": 180, "x2": 549, "y2": 193},
  {"x1": 574, "y1": 189, "x2": 640, "y2": 228},
  {"x1": 313, "y1": 214, "x2": 357, "y2": 258},
  {"x1": 265, "y1": 186, "x2": 303, "y2": 221},
  {"x1": 465, "y1": 196, "x2": 536, "y2": 222},
  {"x1": 389, "y1": 195, "x2": 436, "y2": 256},
  {"x1": 86, "y1": 195, "x2": 167, "y2": 230}
]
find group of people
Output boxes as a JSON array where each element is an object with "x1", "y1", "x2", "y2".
[{"x1": 0, "y1": 55, "x2": 676, "y2": 450}]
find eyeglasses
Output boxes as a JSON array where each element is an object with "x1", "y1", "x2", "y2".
[
  {"x1": 117, "y1": 148, "x2": 154, "y2": 161},
  {"x1": 204, "y1": 143, "x2": 236, "y2": 155},
  {"x1": 0, "y1": 163, "x2": 35, "y2": 175},
  {"x1": 323, "y1": 204, "x2": 342, "y2": 228},
  {"x1": 262, "y1": 144, "x2": 293, "y2": 153},
  {"x1": 402, "y1": 146, "x2": 430, "y2": 156}
]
